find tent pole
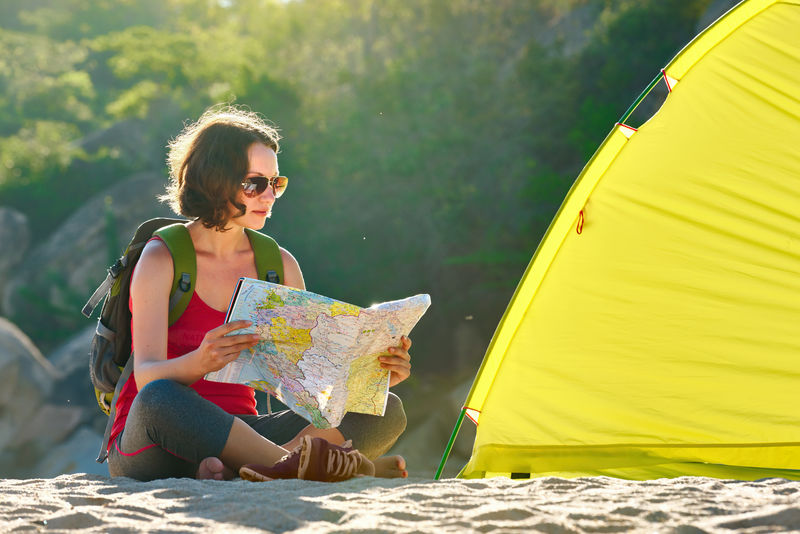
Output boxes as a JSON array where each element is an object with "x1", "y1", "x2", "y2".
[
  {"x1": 434, "y1": 407, "x2": 466, "y2": 480},
  {"x1": 617, "y1": 71, "x2": 663, "y2": 125}
]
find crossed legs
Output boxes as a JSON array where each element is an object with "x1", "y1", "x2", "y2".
[{"x1": 108, "y1": 380, "x2": 407, "y2": 481}]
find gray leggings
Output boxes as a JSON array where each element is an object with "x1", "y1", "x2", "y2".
[{"x1": 108, "y1": 379, "x2": 407, "y2": 481}]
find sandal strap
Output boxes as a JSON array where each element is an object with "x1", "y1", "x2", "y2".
[
  {"x1": 297, "y1": 436, "x2": 364, "y2": 482},
  {"x1": 326, "y1": 448, "x2": 362, "y2": 479},
  {"x1": 241, "y1": 436, "x2": 364, "y2": 482}
]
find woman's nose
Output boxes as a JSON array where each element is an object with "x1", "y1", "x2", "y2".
[{"x1": 260, "y1": 185, "x2": 276, "y2": 200}]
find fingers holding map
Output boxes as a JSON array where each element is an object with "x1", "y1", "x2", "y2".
[
  {"x1": 205, "y1": 278, "x2": 431, "y2": 428},
  {"x1": 381, "y1": 335, "x2": 413, "y2": 387}
]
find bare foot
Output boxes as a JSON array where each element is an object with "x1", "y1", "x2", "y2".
[
  {"x1": 371, "y1": 455, "x2": 408, "y2": 478},
  {"x1": 196, "y1": 457, "x2": 234, "y2": 481}
]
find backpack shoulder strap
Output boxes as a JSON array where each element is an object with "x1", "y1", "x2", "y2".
[
  {"x1": 245, "y1": 228, "x2": 284, "y2": 283},
  {"x1": 154, "y1": 223, "x2": 197, "y2": 324},
  {"x1": 82, "y1": 217, "x2": 189, "y2": 318}
]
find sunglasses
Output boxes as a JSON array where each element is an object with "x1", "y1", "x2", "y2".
[{"x1": 241, "y1": 175, "x2": 288, "y2": 198}]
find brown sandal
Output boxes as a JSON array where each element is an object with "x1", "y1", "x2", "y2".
[{"x1": 239, "y1": 436, "x2": 367, "y2": 482}]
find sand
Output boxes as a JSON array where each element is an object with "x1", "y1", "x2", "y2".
[{"x1": 1, "y1": 474, "x2": 798, "y2": 533}]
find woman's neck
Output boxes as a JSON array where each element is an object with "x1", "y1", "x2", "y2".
[{"x1": 186, "y1": 220, "x2": 250, "y2": 259}]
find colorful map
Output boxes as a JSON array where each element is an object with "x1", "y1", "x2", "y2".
[{"x1": 205, "y1": 278, "x2": 431, "y2": 428}]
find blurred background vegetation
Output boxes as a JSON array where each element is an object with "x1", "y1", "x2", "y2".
[{"x1": 0, "y1": 0, "x2": 714, "y2": 394}]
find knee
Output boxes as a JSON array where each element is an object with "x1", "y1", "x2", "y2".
[
  {"x1": 337, "y1": 393, "x2": 408, "y2": 459},
  {"x1": 383, "y1": 392, "x2": 407, "y2": 440},
  {"x1": 133, "y1": 379, "x2": 184, "y2": 418}
]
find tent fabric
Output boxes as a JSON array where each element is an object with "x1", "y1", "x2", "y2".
[{"x1": 459, "y1": 0, "x2": 800, "y2": 480}]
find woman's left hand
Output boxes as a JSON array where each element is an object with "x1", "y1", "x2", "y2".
[{"x1": 380, "y1": 335, "x2": 412, "y2": 387}]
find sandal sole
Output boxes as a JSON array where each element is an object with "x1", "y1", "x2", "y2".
[{"x1": 239, "y1": 466, "x2": 275, "y2": 482}]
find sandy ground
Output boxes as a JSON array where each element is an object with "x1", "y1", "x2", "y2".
[{"x1": 1, "y1": 474, "x2": 798, "y2": 533}]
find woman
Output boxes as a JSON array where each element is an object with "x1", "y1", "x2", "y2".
[{"x1": 107, "y1": 106, "x2": 411, "y2": 482}]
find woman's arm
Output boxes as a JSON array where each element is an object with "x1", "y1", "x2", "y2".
[
  {"x1": 280, "y1": 247, "x2": 305, "y2": 290},
  {"x1": 131, "y1": 239, "x2": 259, "y2": 389}
]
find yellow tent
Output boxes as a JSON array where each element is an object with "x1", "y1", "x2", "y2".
[{"x1": 437, "y1": 0, "x2": 800, "y2": 480}]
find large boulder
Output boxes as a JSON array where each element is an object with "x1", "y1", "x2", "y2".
[
  {"x1": 30, "y1": 426, "x2": 108, "y2": 478},
  {"x1": 47, "y1": 324, "x2": 109, "y2": 436},
  {"x1": 3, "y1": 172, "x2": 174, "y2": 351},
  {"x1": 0, "y1": 207, "x2": 30, "y2": 307},
  {"x1": 697, "y1": 0, "x2": 739, "y2": 33},
  {"x1": 47, "y1": 324, "x2": 98, "y2": 407},
  {"x1": 0, "y1": 323, "x2": 111, "y2": 478},
  {"x1": 0, "y1": 317, "x2": 59, "y2": 475},
  {"x1": 77, "y1": 119, "x2": 163, "y2": 172}
]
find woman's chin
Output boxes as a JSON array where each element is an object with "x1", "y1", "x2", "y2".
[
  {"x1": 249, "y1": 212, "x2": 271, "y2": 230},
  {"x1": 236, "y1": 211, "x2": 270, "y2": 226}
]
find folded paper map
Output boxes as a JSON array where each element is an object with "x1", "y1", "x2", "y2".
[{"x1": 205, "y1": 278, "x2": 431, "y2": 428}]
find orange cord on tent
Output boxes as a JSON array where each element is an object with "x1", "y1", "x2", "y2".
[
  {"x1": 661, "y1": 68, "x2": 674, "y2": 93},
  {"x1": 577, "y1": 210, "x2": 584, "y2": 234},
  {"x1": 465, "y1": 407, "x2": 480, "y2": 425},
  {"x1": 615, "y1": 123, "x2": 638, "y2": 133}
]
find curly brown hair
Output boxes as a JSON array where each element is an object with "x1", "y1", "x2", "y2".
[{"x1": 161, "y1": 105, "x2": 281, "y2": 231}]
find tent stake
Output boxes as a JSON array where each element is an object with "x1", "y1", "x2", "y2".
[{"x1": 434, "y1": 407, "x2": 466, "y2": 480}]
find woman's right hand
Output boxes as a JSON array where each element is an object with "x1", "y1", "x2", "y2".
[{"x1": 193, "y1": 320, "x2": 261, "y2": 375}]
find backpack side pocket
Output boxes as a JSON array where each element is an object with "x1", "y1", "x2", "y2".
[{"x1": 89, "y1": 319, "x2": 119, "y2": 415}]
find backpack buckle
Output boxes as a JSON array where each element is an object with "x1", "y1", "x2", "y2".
[{"x1": 108, "y1": 257, "x2": 126, "y2": 278}]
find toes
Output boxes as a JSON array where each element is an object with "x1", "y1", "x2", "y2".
[
  {"x1": 371, "y1": 455, "x2": 408, "y2": 478},
  {"x1": 197, "y1": 457, "x2": 227, "y2": 480},
  {"x1": 196, "y1": 457, "x2": 236, "y2": 481}
]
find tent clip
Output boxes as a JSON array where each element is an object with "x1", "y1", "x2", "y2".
[{"x1": 577, "y1": 210, "x2": 585, "y2": 234}]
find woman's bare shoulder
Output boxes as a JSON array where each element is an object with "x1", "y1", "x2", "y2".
[
  {"x1": 280, "y1": 247, "x2": 305, "y2": 290},
  {"x1": 132, "y1": 238, "x2": 174, "y2": 290}
]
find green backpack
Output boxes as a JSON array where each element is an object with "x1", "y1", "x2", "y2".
[{"x1": 82, "y1": 217, "x2": 283, "y2": 462}]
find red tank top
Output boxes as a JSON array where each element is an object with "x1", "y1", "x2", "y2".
[{"x1": 108, "y1": 290, "x2": 257, "y2": 449}]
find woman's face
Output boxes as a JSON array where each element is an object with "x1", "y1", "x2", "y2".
[{"x1": 231, "y1": 142, "x2": 280, "y2": 229}]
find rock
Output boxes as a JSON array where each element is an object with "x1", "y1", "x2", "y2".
[
  {"x1": 0, "y1": 317, "x2": 58, "y2": 475},
  {"x1": 0, "y1": 207, "x2": 30, "y2": 308},
  {"x1": 3, "y1": 172, "x2": 174, "y2": 350},
  {"x1": 77, "y1": 118, "x2": 162, "y2": 171},
  {"x1": 49, "y1": 323, "x2": 95, "y2": 376},
  {"x1": 47, "y1": 324, "x2": 109, "y2": 437},
  {"x1": 11, "y1": 404, "x2": 84, "y2": 450},
  {"x1": 30, "y1": 426, "x2": 108, "y2": 478},
  {"x1": 697, "y1": 0, "x2": 740, "y2": 33}
]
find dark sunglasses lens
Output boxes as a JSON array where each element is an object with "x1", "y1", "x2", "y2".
[
  {"x1": 242, "y1": 176, "x2": 268, "y2": 197},
  {"x1": 273, "y1": 176, "x2": 288, "y2": 197}
]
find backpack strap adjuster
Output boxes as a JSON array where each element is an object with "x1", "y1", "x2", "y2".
[
  {"x1": 108, "y1": 257, "x2": 126, "y2": 278},
  {"x1": 178, "y1": 272, "x2": 191, "y2": 292},
  {"x1": 168, "y1": 272, "x2": 192, "y2": 313}
]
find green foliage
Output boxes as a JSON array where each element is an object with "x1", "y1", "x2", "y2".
[
  {"x1": 0, "y1": 121, "x2": 81, "y2": 185},
  {"x1": 567, "y1": 0, "x2": 711, "y2": 156},
  {"x1": 0, "y1": 0, "x2": 715, "y2": 371},
  {"x1": 0, "y1": 29, "x2": 94, "y2": 132},
  {"x1": 14, "y1": 0, "x2": 169, "y2": 40}
]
